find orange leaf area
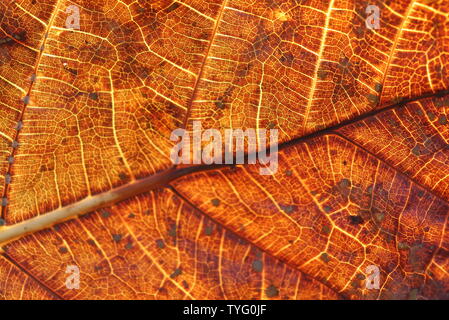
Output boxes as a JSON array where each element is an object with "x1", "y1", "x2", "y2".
[{"x1": 0, "y1": 0, "x2": 448, "y2": 299}]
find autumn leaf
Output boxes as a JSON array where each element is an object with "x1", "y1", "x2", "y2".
[{"x1": 0, "y1": 0, "x2": 448, "y2": 300}]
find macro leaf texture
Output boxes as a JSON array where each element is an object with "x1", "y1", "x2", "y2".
[{"x1": 0, "y1": 0, "x2": 448, "y2": 300}]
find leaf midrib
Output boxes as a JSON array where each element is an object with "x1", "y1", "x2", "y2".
[{"x1": 1, "y1": 88, "x2": 448, "y2": 247}]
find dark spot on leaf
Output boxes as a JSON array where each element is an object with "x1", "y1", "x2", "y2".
[
  {"x1": 211, "y1": 198, "x2": 220, "y2": 207},
  {"x1": 317, "y1": 69, "x2": 327, "y2": 80},
  {"x1": 280, "y1": 51, "x2": 294, "y2": 67},
  {"x1": 323, "y1": 205, "x2": 332, "y2": 213},
  {"x1": 438, "y1": 115, "x2": 447, "y2": 125},
  {"x1": 165, "y1": 2, "x2": 180, "y2": 12},
  {"x1": 156, "y1": 239, "x2": 165, "y2": 249},
  {"x1": 101, "y1": 210, "x2": 111, "y2": 218},
  {"x1": 320, "y1": 253, "x2": 330, "y2": 263},
  {"x1": 265, "y1": 285, "x2": 279, "y2": 298},
  {"x1": 88, "y1": 92, "x2": 99, "y2": 101},
  {"x1": 170, "y1": 268, "x2": 182, "y2": 279},
  {"x1": 374, "y1": 212, "x2": 385, "y2": 223},
  {"x1": 321, "y1": 225, "x2": 331, "y2": 234},
  {"x1": 125, "y1": 242, "x2": 133, "y2": 250},
  {"x1": 0, "y1": 218, "x2": 5, "y2": 226},
  {"x1": 119, "y1": 173, "x2": 129, "y2": 181},
  {"x1": 280, "y1": 204, "x2": 296, "y2": 214},
  {"x1": 168, "y1": 224, "x2": 177, "y2": 237},
  {"x1": 349, "y1": 215, "x2": 364, "y2": 225},
  {"x1": 112, "y1": 234, "x2": 122, "y2": 242},
  {"x1": 412, "y1": 145, "x2": 421, "y2": 156},
  {"x1": 367, "y1": 94, "x2": 379, "y2": 105},
  {"x1": 215, "y1": 100, "x2": 225, "y2": 110},
  {"x1": 252, "y1": 260, "x2": 263, "y2": 272},
  {"x1": 204, "y1": 225, "x2": 213, "y2": 236},
  {"x1": 59, "y1": 247, "x2": 68, "y2": 254},
  {"x1": 374, "y1": 83, "x2": 382, "y2": 92}
]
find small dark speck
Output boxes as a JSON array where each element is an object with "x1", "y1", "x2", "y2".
[
  {"x1": 285, "y1": 170, "x2": 292, "y2": 176},
  {"x1": 204, "y1": 225, "x2": 213, "y2": 236},
  {"x1": 15, "y1": 121, "x2": 23, "y2": 130},
  {"x1": 59, "y1": 247, "x2": 68, "y2": 254},
  {"x1": 170, "y1": 268, "x2": 182, "y2": 279},
  {"x1": 168, "y1": 224, "x2": 177, "y2": 237},
  {"x1": 317, "y1": 69, "x2": 327, "y2": 80},
  {"x1": 156, "y1": 239, "x2": 165, "y2": 249},
  {"x1": 323, "y1": 205, "x2": 332, "y2": 213},
  {"x1": 320, "y1": 253, "x2": 331, "y2": 263},
  {"x1": 124, "y1": 242, "x2": 133, "y2": 250},
  {"x1": 211, "y1": 198, "x2": 220, "y2": 207},
  {"x1": 11, "y1": 141, "x2": 19, "y2": 148},
  {"x1": 215, "y1": 100, "x2": 225, "y2": 110},
  {"x1": 321, "y1": 225, "x2": 331, "y2": 234},
  {"x1": 101, "y1": 210, "x2": 111, "y2": 218},
  {"x1": 0, "y1": 218, "x2": 5, "y2": 226},
  {"x1": 128, "y1": 212, "x2": 136, "y2": 219},
  {"x1": 339, "y1": 178, "x2": 351, "y2": 188},
  {"x1": 281, "y1": 204, "x2": 296, "y2": 214},
  {"x1": 22, "y1": 96, "x2": 30, "y2": 105},
  {"x1": 165, "y1": 2, "x2": 180, "y2": 12},
  {"x1": 374, "y1": 83, "x2": 382, "y2": 92},
  {"x1": 265, "y1": 285, "x2": 279, "y2": 298},
  {"x1": 367, "y1": 94, "x2": 379, "y2": 105},
  {"x1": 112, "y1": 234, "x2": 122, "y2": 242},
  {"x1": 438, "y1": 115, "x2": 448, "y2": 125},
  {"x1": 1, "y1": 198, "x2": 8, "y2": 207},
  {"x1": 252, "y1": 260, "x2": 263, "y2": 272},
  {"x1": 411, "y1": 145, "x2": 421, "y2": 156},
  {"x1": 88, "y1": 92, "x2": 99, "y2": 101},
  {"x1": 349, "y1": 215, "x2": 364, "y2": 225},
  {"x1": 118, "y1": 173, "x2": 129, "y2": 181},
  {"x1": 356, "y1": 273, "x2": 365, "y2": 280}
]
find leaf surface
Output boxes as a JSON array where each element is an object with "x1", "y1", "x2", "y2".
[{"x1": 0, "y1": 0, "x2": 448, "y2": 299}]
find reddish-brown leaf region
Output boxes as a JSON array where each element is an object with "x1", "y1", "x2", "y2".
[{"x1": 0, "y1": 0, "x2": 448, "y2": 300}]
